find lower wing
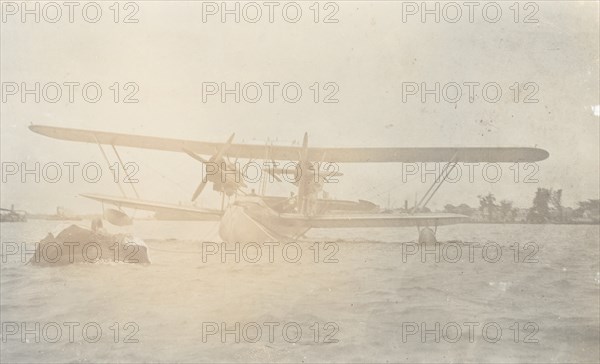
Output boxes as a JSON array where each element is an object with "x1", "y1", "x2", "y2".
[
  {"x1": 279, "y1": 212, "x2": 468, "y2": 228},
  {"x1": 81, "y1": 193, "x2": 223, "y2": 221}
]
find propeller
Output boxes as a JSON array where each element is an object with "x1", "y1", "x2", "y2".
[
  {"x1": 184, "y1": 133, "x2": 236, "y2": 202},
  {"x1": 191, "y1": 180, "x2": 208, "y2": 202},
  {"x1": 214, "y1": 133, "x2": 236, "y2": 161},
  {"x1": 266, "y1": 160, "x2": 282, "y2": 182},
  {"x1": 183, "y1": 149, "x2": 209, "y2": 163},
  {"x1": 297, "y1": 132, "x2": 310, "y2": 213},
  {"x1": 300, "y1": 132, "x2": 309, "y2": 162}
]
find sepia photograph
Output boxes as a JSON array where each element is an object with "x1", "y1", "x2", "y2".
[{"x1": 1, "y1": 1, "x2": 599, "y2": 363}]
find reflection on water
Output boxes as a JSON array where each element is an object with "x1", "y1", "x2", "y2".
[{"x1": 1, "y1": 221, "x2": 599, "y2": 363}]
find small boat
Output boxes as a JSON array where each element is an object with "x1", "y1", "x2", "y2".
[{"x1": 0, "y1": 206, "x2": 27, "y2": 222}]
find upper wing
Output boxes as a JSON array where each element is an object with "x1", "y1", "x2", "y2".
[
  {"x1": 280, "y1": 212, "x2": 468, "y2": 228},
  {"x1": 30, "y1": 125, "x2": 549, "y2": 163},
  {"x1": 81, "y1": 193, "x2": 223, "y2": 220}
]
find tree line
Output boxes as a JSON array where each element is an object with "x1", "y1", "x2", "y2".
[{"x1": 443, "y1": 188, "x2": 599, "y2": 224}]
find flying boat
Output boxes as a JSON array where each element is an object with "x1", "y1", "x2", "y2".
[{"x1": 29, "y1": 124, "x2": 549, "y2": 243}]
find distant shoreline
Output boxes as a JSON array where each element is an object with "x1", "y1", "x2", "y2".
[{"x1": 465, "y1": 220, "x2": 600, "y2": 226}]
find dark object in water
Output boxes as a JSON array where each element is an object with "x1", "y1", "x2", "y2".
[
  {"x1": 418, "y1": 227, "x2": 437, "y2": 244},
  {"x1": 104, "y1": 208, "x2": 133, "y2": 226},
  {"x1": 29, "y1": 224, "x2": 150, "y2": 266}
]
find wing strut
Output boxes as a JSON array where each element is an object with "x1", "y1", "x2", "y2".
[
  {"x1": 93, "y1": 135, "x2": 141, "y2": 223},
  {"x1": 111, "y1": 144, "x2": 140, "y2": 199},
  {"x1": 411, "y1": 153, "x2": 458, "y2": 213},
  {"x1": 94, "y1": 135, "x2": 127, "y2": 199}
]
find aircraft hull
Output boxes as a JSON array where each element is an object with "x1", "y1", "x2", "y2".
[{"x1": 218, "y1": 199, "x2": 309, "y2": 242}]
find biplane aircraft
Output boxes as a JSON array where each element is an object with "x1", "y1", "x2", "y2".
[{"x1": 29, "y1": 125, "x2": 549, "y2": 243}]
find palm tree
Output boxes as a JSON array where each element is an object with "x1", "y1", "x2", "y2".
[
  {"x1": 478, "y1": 193, "x2": 497, "y2": 222},
  {"x1": 499, "y1": 200, "x2": 515, "y2": 222}
]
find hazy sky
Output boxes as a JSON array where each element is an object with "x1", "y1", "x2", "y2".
[{"x1": 1, "y1": 1, "x2": 598, "y2": 214}]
